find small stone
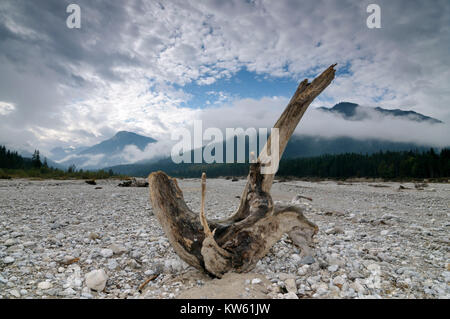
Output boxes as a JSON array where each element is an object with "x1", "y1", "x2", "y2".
[
  {"x1": 325, "y1": 227, "x2": 345, "y2": 235},
  {"x1": 315, "y1": 286, "x2": 328, "y2": 296},
  {"x1": 328, "y1": 265, "x2": 339, "y2": 272},
  {"x1": 297, "y1": 265, "x2": 309, "y2": 276},
  {"x1": 20, "y1": 289, "x2": 28, "y2": 295},
  {"x1": 348, "y1": 271, "x2": 364, "y2": 280},
  {"x1": 285, "y1": 278, "x2": 297, "y2": 293},
  {"x1": 367, "y1": 263, "x2": 381, "y2": 272},
  {"x1": 55, "y1": 233, "x2": 65, "y2": 240},
  {"x1": 107, "y1": 259, "x2": 119, "y2": 270},
  {"x1": 88, "y1": 233, "x2": 100, "y2": 240},
  {"x1": 3, "y1": 256, "x2": 15, "y2": 264},
  {"x1": 10, "y1": 231, "x2": 22, "y2": 238},
  {"x1": 62, "y1": 255, "x2": 76, "y2": 264},
  {"x1": 81, "y1": 292, "x2": 93, "y2": 298},
  {"x1": 307, "y1": 275, "x2": 320, "y2": 286},
  {"x1": 291, "y1": 254, "x2": 302, "y2": 263},
  {"x1": 300, "y1": 255, "x2": 315, "y2": 265},
  {"x1": 327, "y1": 256, "x2": 345, "y2": 267},
  {"x1": 63, "y1": 287, "x2": 76, "y2": 296},
  {"x1": 23, "y1": 241, "x2": 36, "y2": 248},
  {"x1": 9, "y1": 289, "x2": 20, "y2": 298},
  {"x1": 251, "y1": 278, "x2": 262, "y2": 285},
  {"x1": 109, "y1": 244, "x2": 128, "y2": 255},
  {"x1": 283, "y1": 291, "x2": 299, "y2": 299},
  {"x1": 442, "y1": 271, "x2": 450, "y2": 283},
  {"x1": 131, "y1": 250, "x2": 142, "y2": 259},
  {"x1": 37, "y1": 281, "x2": 53, "y2": 290},
  {"x1": 50, "y1": 223, "x2": 61, "y2": 230},
  {"x1": 164, "y1": 258, "x2": 187, "y2": 273},
  {"x1": 85, "y1": 269, "x2": 108, "y2": 292},
  {"x1": 278, "y1": 273, "x2": 294, "y2": 281},
  {"x1": 350, "y1": 281, "x2": 366, "y2": 294},
  {"x1": 5, "y1": 239, "x2": 16, "y2": 246},
  {"x1": 100, "y1": 248, "x2": 113, "y2": 258},
  {"x1": 333, "y1": 276, "x2": 345, "y2": 289}
]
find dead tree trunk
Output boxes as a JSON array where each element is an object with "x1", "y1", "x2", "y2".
[{"x1": 148, "y1": 64, "x2": 336, "y2": 277}]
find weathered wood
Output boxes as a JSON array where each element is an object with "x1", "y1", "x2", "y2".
[
  {"x1": 118, "y1": 178, "x2": 149, "y2": 187},
  {"x1": 148, "y1": 64, "x2": 336, "y2": 277},
  {"x1": 223, "y1": 64, "x2": 337, "y2": 224}
]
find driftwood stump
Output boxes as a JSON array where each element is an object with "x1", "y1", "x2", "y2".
[{"x1": 149, "y1": 64, "x2": 336, "y2": 277}]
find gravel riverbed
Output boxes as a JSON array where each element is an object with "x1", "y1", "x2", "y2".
[{"x1": 0, "y1": 178, "x2": 449, "y2": 299}]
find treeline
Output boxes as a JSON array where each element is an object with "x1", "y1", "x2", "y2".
[
  {"x1": 118, "y1": 148, "x2": 450, "y2": 180},
  {"x1": 3, "y1": 144, "x2": 449, "y2": 180},
  {"x1": 0, "y1": 145, "x2": 25, "y2": 169},
  {"x1": 277, "y1": 149, "x2": 450, "y2": 179},
  {"x1": 0, "y1": 145, "x2": 123, "y2": 179}
]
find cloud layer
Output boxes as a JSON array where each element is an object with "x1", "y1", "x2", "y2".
[{"x1": 0, "y1": 0, "x2": 449, "y2": 158}]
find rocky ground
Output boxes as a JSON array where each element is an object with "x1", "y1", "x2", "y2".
[{"x1": 0, "y1": 178, "x2": 449, "y2": 299}]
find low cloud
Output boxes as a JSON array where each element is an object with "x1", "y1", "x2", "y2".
[
  {"x1": 121, "y1": 140, "x2": 176, "y2": 164},
  {"x1": 0, "y1": 101, "x2": 15, "y2": 115},
  {"x1": 300, "y1": 108, "x2": 449, "y2": 147},
  {"x1": 198, "y1": 96, "x2": 450, "y2": 148}
]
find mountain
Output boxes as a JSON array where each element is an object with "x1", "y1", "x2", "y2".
[
  {"x1": 107, "y1": 135, "x2": 435, "y2": 177},
  {"x1": 45, "y1": 102, "x2": 445, "y2": 172},
  {"x1": 49, "y1": 146, "x2": 88, "y2": 161},
  {"x1": 53, "y1": 131, "x2": 157, "y2": 169},
  {"x1": 78, "y1": 131, "x2": 156, "y2": 156},
  {"x1": 105, "y1": 102, "x2": 446, "y2": 176},
  {"x1": 318, "y1": 102, "x2": 443, "y2": 124}
]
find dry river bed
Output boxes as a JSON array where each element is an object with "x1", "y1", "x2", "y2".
[{"x1": 0, "y1": 178, "x2": 449, "y2": 299}]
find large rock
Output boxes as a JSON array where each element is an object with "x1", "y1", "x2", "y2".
[{"x1": 85, "y1": 269, "x2": 108, "y2": 292}]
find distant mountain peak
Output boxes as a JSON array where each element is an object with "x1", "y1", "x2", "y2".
[
  {"x1": 114, "y1": 130, "x2": 139, "y2": 137},
  {"x1": 52, "y1": 131, "x2": 157, "y2": 169},
  {"x1": 79, "y1": 131, "x2": 156, "y2": 155},
  {"x1": 318, "y1": 102, "x2": 442, "y2": 124}
]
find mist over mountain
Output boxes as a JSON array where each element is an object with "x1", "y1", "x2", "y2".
[
  {"x1": 104, "y1": 100, "x2": 447, "y2": 176},
  {"x1": 52, "y1": 131, "x2": 157, "y2": 169},
  {"x1": 107, "y1": 135, "x2": 436, "y2": 177},
  {"x1": 38, "y1": 102, "x2": 447, "y2": 171},
  {"x1": 318, "y1": 102, "x2": 443, "y2": 124},
  {"x1": 16, "y1": 149, "x2": 65, "y2": 170},
  {"x1": 78, "y1": 131, "x2": 156, "y2": 156}
]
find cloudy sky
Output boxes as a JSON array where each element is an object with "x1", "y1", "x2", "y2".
[{"x1": 0, "y1": 0, "x2": 449, "y2": 159}]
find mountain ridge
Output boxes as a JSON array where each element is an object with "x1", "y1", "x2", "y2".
[
  {"x1": 318, "y1": 102, "x2": 443, "y2": 124},
  {"x1": 41, "y1": 102, "x2": 445, "y2": 170},
  {"x1": 51, "y1": 131, "x2": 157, "y2": 169}
]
